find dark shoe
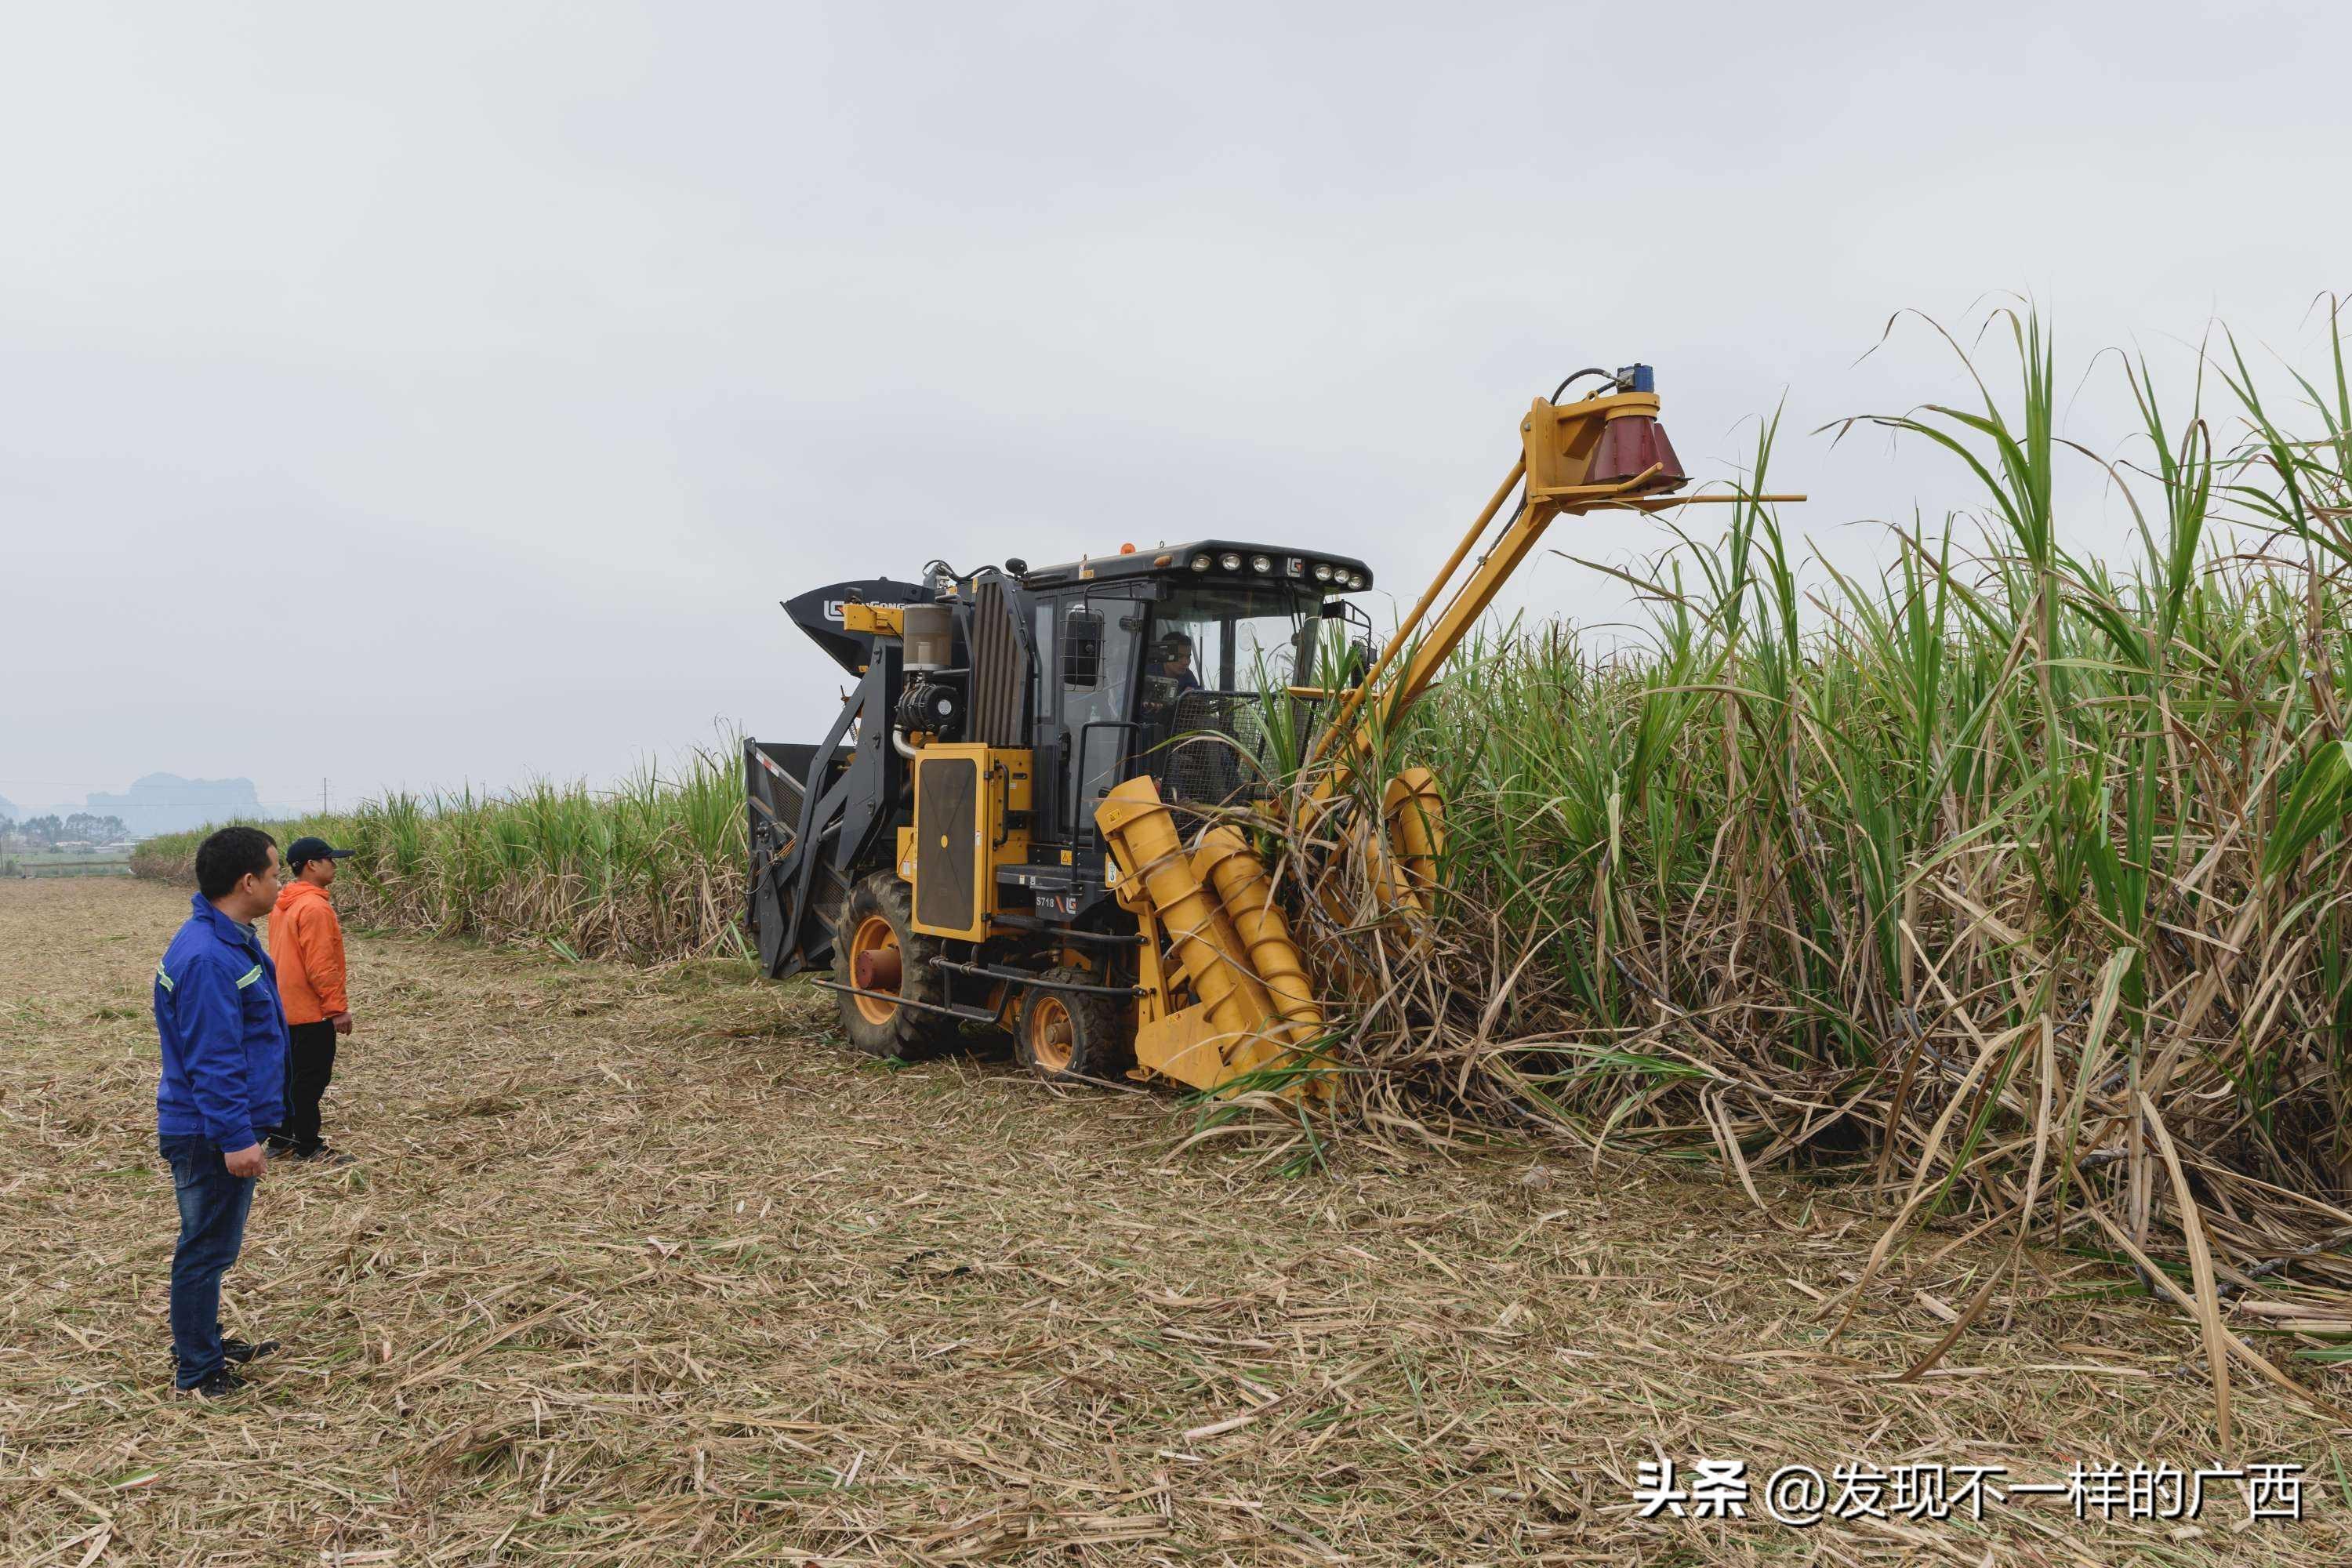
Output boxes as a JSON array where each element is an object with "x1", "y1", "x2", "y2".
[
  {"x1": 171, "y1": 1337, "x2": 279, "y2": 1370},
  {"x1": 263, "y1": 1132, "x2": 299, "y2": 1155},
  {"x1": 294, "y1": 1146, "x2": 354, "y2": 1167},
  {"x1": 178, "y1": 1367, "x2": 246, "y2": 1399}
]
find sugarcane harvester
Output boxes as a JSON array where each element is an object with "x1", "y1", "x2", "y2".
[{"x1": 746, "y1": 366, "x2": 1795, "y2": 1093}]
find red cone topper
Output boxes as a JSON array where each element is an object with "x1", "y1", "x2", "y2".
[{"x1": 1589, "y1": 414, "x2": 1686, "y2": 488}]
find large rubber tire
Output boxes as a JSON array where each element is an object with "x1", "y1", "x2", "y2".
[
  {"x1": 1014, "y1": 967, "x2": 1137, "y2": 1084},
  {"x1": 832, "y1": 873, "x2": 955, "y2": 1061}
]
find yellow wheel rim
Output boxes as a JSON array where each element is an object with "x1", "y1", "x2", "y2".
[
  {"x1": 848, "y1": 914, "x2": 901, "y2": 1026},
  {"x1": 1029, "y1": 994, "x2": 1075, "y2": 1073}
]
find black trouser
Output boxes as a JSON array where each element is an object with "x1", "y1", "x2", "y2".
[{"x1": 270, "y1": 1020, "x2": 339, "y2": 1155}]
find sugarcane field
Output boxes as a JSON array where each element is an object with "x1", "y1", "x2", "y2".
[{"x1": 10, "y1": 6, "x2": 2352, "y2": 1566}]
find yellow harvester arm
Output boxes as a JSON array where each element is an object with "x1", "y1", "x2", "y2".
[
  {"x1": 1096, "y1": 365, "x2": 1799, "y2": 1098},
  {"x1": 1308, "y1": 368, "x2": 1801, "y2": 797}
]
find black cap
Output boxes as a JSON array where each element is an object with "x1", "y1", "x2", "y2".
[{"x1": 286, "y1": 836, "x2": 355, "y2": 869}]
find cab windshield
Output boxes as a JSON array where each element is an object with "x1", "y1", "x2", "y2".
[{"x1": 1146, "y1": 582, "x2": 1318, "y2": 695}]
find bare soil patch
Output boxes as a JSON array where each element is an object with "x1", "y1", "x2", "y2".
[{"x1": 1, "y1": 879, "x2": 2343, "y2": 1564}]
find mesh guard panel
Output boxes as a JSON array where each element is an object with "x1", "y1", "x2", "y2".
[
  {"x1": 1142, "y1": 691, "x2": 1287, "y2": 810},
  {"x1": 915, "y1": 755, "x2": 979, "y2": 931}
]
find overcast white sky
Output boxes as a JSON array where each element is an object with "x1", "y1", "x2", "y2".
[{"x1": 5, "y1": 2, "x2": 2347, "y2": 813}]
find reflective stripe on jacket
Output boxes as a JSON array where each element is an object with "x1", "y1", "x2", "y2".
[
  {"x1": 270, "y1": 880, "x2": 348, "y2": 1024},
  {"x1": 154, "y1": 894, "x2": 289, "y2": 1151}
]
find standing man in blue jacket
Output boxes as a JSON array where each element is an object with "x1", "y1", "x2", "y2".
[{"x1": 154, "y1": 826, "x2": 290, "y2": 1398}]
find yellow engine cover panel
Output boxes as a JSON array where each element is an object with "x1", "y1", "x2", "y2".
[{"x1": 909, "y1": 744, "x2": 1031, "y2": 941}]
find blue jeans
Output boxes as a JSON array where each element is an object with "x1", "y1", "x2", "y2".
[{"x1": 159, "y1": 1134, "x2": 257, "y2": 1387}]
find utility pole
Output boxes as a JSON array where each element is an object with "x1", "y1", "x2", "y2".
[{"x1": 321, "y1": 777, "x2": 329, "y2": 815}]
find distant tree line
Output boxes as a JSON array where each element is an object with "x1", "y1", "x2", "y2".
[{"x1": 1, "y1": 812, "x2": 131, "y2": 847}]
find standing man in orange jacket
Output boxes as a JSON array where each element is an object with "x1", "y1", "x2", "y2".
[{"x1": 267, "y1": 837, "x2": 357, "y2": 1163}]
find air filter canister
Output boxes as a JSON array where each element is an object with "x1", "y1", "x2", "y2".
[{"x1": 902, "y1": 604, "x2": 953, "y2": 671}]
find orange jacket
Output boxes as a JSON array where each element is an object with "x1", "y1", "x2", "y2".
[{"x1": 270, "y1": 880, "x2": 348, "y2": 1024}]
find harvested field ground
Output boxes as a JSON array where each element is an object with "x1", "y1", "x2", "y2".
[{"x1": 2, "y1": 880, "x2": 2346, "y2": 1565}]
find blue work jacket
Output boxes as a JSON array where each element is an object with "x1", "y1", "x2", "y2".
[{"x1": 154, "y1": 893, "x2": 289, "y2": 1152}]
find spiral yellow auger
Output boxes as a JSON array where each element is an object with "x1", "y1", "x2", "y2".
[
  {"x1": 1096, "y1": 776, "x2": 1302, "y2": 1094},
  {"x1": 1382, "y1": 767, "x2": 1446, "y2": 914},
  {"x1": 1302, "y1": 768, "x2": 1444, "y2": 929},
  {"x1": 1192, "y1": 825, "x2": 1323, "y2": 1049}
]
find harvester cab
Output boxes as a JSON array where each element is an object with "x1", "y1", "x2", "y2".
[{"x1": 746, "y1": 366, "x2": 1795, "y2": 1093}]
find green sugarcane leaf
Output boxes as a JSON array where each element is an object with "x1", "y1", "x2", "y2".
[{"x1": 2266, "y1": 740, "x2": 2352, "y2": 881}]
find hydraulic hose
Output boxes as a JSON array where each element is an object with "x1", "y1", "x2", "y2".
[{"x1": 1550, "y1": 367, "x2": 1613, "y2": 401}]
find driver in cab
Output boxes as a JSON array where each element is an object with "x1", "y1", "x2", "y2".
[
  {"x1": 1140, "y1": 631, "x2": 1203, "y2": 735},
  {"x1": 1158, "y1": 633, "x2": 1201, "y2": 693}
]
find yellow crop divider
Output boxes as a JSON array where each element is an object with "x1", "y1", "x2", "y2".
[
  {"x1": 1096, "y1": 778, "x2": 1299, "y2": 1094},
  {"x1": 1192, "y1": 826, "x2": 1323, "y2": 1049}
]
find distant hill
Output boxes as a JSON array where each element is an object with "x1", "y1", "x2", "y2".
[
  {"x1": 0, "y1": 793, "x2": 19, "y2": 824},
  {"x1": 86, "y1": 775, "x2": 267, "y2": 837}
]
